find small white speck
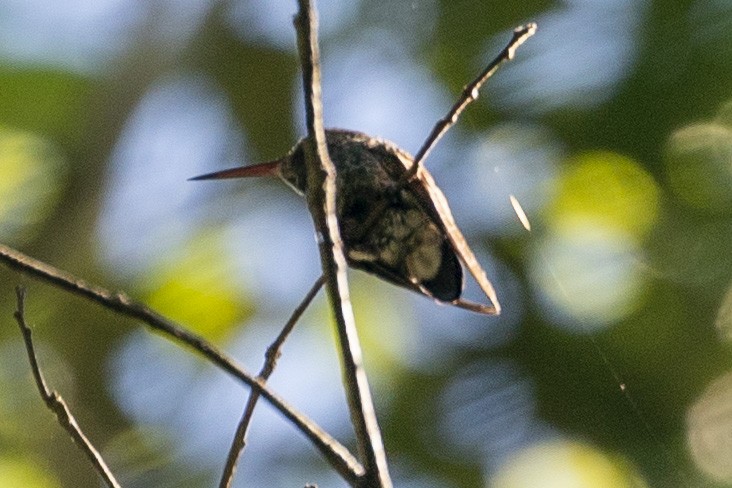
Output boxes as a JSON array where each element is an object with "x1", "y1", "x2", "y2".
[
  {"x1": 348, "y1": 249, "x2": 377, "y2": 262},
  {"x1": 509, "y1": 194, "x2": 531, "y2": 231}
]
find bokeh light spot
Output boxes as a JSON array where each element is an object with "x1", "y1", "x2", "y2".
[
  {"x1": 687, "y1": 370, "x2": 732, "y2": 482},
  {"x1": 548, "y1": 151, "x2": 660, "y2": 240},
  {"x1": 490, "y1": 439, "x2": 647, "y2": 488},
  {"x1": 665, "y1": 121, "x2": 732, "y2": 211},
  {"x1": 0, "y1": 127, "x2": 65, "y2": 243},
  {"x1": 143, "y1": 231, "x2": 253, "y2": 340},
  {"x1": 0, "y1": 457, "x2": 61, "y2": 488},
  {"x1": 530, "y1": 223, "x2": 646, "y2": 329},
  {"x1": 532, "y1": 151, "x2": 658, "y2": 328}
]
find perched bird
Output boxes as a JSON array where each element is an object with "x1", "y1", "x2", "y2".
[{"x1": 191, "y1": 129, "x2": 499, "y2": 314}]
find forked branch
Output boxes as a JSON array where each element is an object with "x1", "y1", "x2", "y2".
[
  {"x1": 219, "y1": 275, "x2": 325, "y2": 488},
  {"x1": 1, "y1": 12, "x2": 536, "y2": 488},
  {"x1": 358, "y1": 23, "x2": 537, "y2": 248},
  {"x1": 13, "y1": 286, "x2": 122, "y2": 488},
  {"x1": 407, "y1": 23, "x2": 537, "y2": 179},
  {"x1": 0, "y1": 243, "x2": 363, "y2": 484}
]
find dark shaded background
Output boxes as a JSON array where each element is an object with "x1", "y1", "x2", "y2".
[{"x1": 0, "y1": 1, "x2": 731, "y2": 487}]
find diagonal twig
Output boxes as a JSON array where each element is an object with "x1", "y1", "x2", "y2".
[
  {"x1": 357, "y1": 23, "x2": 538, "y2": 252},
  {"x1": 13, "y1": 286, "x2": 122, "y2": 488},
  {"x1": 0, "y1": 243, "x2": 363, "y2": 485},
  {"x1": 219, "y1": 275, "x2": 325, "y2": 488},
  {"x1": 407, "y1": 23, "x2": 537, "y2": 180},
  {"x1": 294, "y1": 1, "x2": 392, "y2": 487}
]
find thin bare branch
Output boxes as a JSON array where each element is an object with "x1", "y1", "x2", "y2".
[
  {"x1": 358, "y1": 23, "x2": 537, "y2": 243},
  {"x1": 407, "y1": 22, "x2": 537, "y2": 179},
  {"x1": 219, "y1": 275, "x2": 325, "y2": 488},
  {"x1": 13, "y1": 286, "x2": 122, "y2": 488},
  {"x1": 294, "y1": 1, "x2": 392, "y2": 487},
  {"x1": 0, "y1": 243, "x2": 363, "y2": 484}
]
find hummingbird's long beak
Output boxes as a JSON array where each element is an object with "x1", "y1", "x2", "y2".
[{"x1": 188, "y1": 159, "x2": 281, "y2": 181}]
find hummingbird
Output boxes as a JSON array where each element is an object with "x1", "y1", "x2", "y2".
[{"x1": 191, "y1": 129, "x2": 500, "y2": 314}]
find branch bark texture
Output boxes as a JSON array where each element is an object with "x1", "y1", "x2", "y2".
[{"x1": 294, "y1": 1, "x2": 392, "y2": 487}]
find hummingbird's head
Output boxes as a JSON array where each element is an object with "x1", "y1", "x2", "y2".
[
  {"x1": 188, "y1": 148, "x2": 308, "y2": 198},
  {"x1": 189, "y1": 130, "x2": 359, "y2": 197},
  {"x1": 276, "y1": 141, "x2": 307, "y2": 196}
]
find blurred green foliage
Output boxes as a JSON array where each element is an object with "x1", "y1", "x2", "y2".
[{"x1": 0, "y1": 1, "x2": 731, "y2": 487}]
